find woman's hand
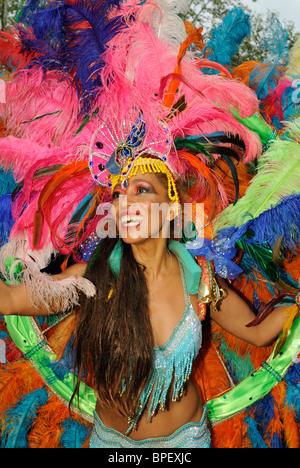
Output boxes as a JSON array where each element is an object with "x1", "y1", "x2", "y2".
[{"x1": 0, "y1": 262, "x2": 87, "y2": 317}]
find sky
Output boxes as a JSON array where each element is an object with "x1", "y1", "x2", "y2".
[{"x1": 244, "y1": 0, "x2": 300, "y2": 32}]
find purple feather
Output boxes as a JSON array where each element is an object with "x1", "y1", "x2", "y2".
[{"x1": 17, "y1": 0, "x2": 126, "y2": 113}]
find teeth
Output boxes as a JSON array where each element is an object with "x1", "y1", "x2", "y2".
[{"x1": 121, "y1": 214, "x2": 144, "y2": 226}]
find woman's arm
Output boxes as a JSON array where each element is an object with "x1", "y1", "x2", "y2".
[
  {"x1": 0, "y1": 262, "x2": 88, "y2": 317},
  {"x1": 210, "y1": 277, "x2": 297, "y2": 347}
]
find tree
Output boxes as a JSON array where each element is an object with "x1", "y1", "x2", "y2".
[{"x1": 0, "y1": 0, "x2": 23, "y2": 29}]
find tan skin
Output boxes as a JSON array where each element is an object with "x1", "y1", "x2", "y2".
[{"x1": 0, "y1": 169, "x2": 293, "y2": 440}]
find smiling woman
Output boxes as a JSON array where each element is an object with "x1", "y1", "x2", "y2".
[
  {"x1": 0, "y1": 0, "x2": 299, "y2": 450},
  {"x1": 112, "y1": 165, "x2": 176, "y2": 242}
]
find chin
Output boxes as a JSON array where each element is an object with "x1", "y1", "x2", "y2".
[{"x1": 119, "y1": 232, "x2": 149, "y2": 245}]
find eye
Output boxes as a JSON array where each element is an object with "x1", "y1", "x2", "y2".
[
  {"x1": 112, "y1": 191, "x2": 126, "y2": 200},
  {"x1": 136, "y1": 186, "x2": 150, "y2": 194},
  {"x1": 95, "y1": 141, "x2": 104, "y2": 149},
  {"x1": 112, "y1": 191, "x2": 120, "y2": 199},
  {"x1": 98, "y1": 164, "x2": 105, "y2": 171}
]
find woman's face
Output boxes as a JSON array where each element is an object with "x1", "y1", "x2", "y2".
[{"x1": 112, "y1": 170, "x2": 175, "y2": 244}]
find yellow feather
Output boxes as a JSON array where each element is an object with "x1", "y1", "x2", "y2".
[{"x1": 273, "y1": 304, "x2": 299, "y2": 358}]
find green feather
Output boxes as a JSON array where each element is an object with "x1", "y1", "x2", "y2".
[
  {"x1": 214, "y1": 123, "x2": 300, "y2": 232},
  {"x1": 237, "y1": 234, "x2": 279, "y2": 282}
]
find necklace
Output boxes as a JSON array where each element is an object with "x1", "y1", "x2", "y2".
[{"x1": 147, "y1": 250, "x2": 173, "y2": 286}]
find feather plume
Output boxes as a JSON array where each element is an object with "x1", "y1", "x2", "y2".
[
  {"x1": 135, "y1": 0, "x2": 188, "y2": 45},
  {"x1": 2, "y1": 70, "x2": 80, "y2": 146},
  {"x1": 163, "y1": 30, "x2": 204, "y2": 108},
  {"x1": 32, "y1": 161, "x2": 89, "y2": 249},
  {"x1": 231, "y1": 61, "x2": 260, "y2": 86},
  {"x1": 17, "y1": 0, "x2": 126, "y2": 114},
  {"x1": 273, "y1": 304, "x2": 300, "y2": 358},
  {"x1": 286, "y1": 36, "x2": 300, "y2": 78},
  {"x1": 0, "y1": 194, "x2": 15, "y2": 247},
  {"x1": 26, "y1": 393, "x2": 70, "y2": 448},
  {"x1": 247, "y1": 194, "x2": 300, "y2": 252},
  {"x1": 214, "y1": 127, "x2": 300, "y2": 232},
  {"x1": 0, "y1": 27, "x2": 29, "y2": 70},
  {"x1": 248, "y1": 16, "x2": 289, "y2": 100},
  {"x1": 1, "y1": 388, "x2": 48, "y2": 448},
  {"x1": 261, "y1": 78, "x2": 296, "y2": 130},
  {"x1": 180, "y1": 151, "x2": 219, "y2": 222},
  {"x1": 203, "y1": 7, "x2": 251, "y2": 69},
  {"x1": 60, "y1": 418, "x2": 90, "y2": 448}
]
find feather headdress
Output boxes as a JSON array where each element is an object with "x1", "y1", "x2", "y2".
[{"x1": 0, "y1": 0, "x2": 263, "y2": 262}]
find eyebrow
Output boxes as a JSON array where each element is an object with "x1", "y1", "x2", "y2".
[{"x1": 114, "y1": 179, "x2": 155, "y2": 189}]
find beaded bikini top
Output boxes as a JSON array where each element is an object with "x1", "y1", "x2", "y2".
[{"x1": 127, "y1": 260, "x2": 202, "y2": 433}]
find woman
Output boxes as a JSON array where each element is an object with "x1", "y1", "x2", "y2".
[
  {"x1": 0, "y1": 155, "x2": 295, "y2": 449},
  {"x1": 0, "y1": 0, "x2": 299, "y2": 449}
]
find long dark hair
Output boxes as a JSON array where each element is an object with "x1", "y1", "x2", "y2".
[{"x1": 73, "y1": 236, "x2": 154, "y2": 419}]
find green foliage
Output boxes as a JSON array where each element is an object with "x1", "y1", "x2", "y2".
[{"x1": 0, "y1": 0, "x2": 23, "y2": 29}]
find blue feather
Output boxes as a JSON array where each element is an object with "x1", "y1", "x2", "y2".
[
  {"x1": 0, "y1": 169, "x2": 17, "y2": 196},
  {"x1": 250, "y1": 394, "x2": 276, "y2": 434},
  {"x1": 216, "y1": 194, "x2": 300, "y2": 256},
  {"x1": 249, "y1": 16, "x2": 289, "y2": 100},
  {"x1": 60, "y1": 418, "x2": 90, "y2": 448},
  {"x1": 249, "y1": 194, "x2": 300, "y2": 252},
  {"x1": 245, "y1": 415, "x2": 268, "y2": 448},
  {"x1": 285, "y1": 364, "x2": 300, "y2": 414},
  {"x1": 0, "y1": 194, "x2": 15, "y2": 247},
  {"x1": 1, "y1": 388, "x2": 48, "y2": 448},
  {"x1": 203, "y1": 8, "x2": 251, "y2": 69},
  {"x1": 46, "y1": 335, "x2": 75, "y2": 381},
  {"x1": 17, "y1": 0, "x2": 126, "y2": 114},
  {"x1": 271, "y1": 433, "x2": 284, "y2": 448}
]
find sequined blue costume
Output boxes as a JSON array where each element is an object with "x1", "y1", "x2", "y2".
[{"x1": 89, "y1": 256, "x2": 211, "y2": 448}]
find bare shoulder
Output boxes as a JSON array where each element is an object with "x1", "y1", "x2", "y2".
[{"x1": 53, "y1": 262, "x2": 88, "y2": 280}]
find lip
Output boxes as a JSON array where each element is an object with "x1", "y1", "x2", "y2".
[
  {"x1": 119, "y1": 210, "x2": 141, "y2": 218},
  {"x1": 120, "y1": 213, "x2": 144, "y2": 229}
]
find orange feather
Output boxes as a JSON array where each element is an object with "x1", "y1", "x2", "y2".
[
  {"x1": 163, "y1": 30, "x2": 203, "y2": 108},
  {"x1": 32, "y1": 161, "x2": 89, "y2": 249},
  {"x1": 180, "y1": 151, "x2": 219, "y2": 222}
]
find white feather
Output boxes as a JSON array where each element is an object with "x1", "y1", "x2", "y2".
[
  {"x1": 0, "y1": 234, "x2": 96, "y2": 313},
  {"x1": 137, "y1": 0, "x2": 188, "y2": 45}
]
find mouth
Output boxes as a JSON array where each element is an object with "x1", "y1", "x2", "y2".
[{"x1": 120, "y1": 214, "x2": 144, "y2": 227}]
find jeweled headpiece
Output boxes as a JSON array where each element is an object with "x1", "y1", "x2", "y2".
[{"x1": 89, "y1": 110, "x2": 173, "y2": 188}]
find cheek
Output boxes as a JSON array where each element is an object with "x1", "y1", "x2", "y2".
[{"x1": 111, "y1": 201, "x2": 120, "y2": 227}]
